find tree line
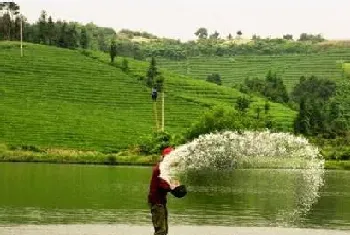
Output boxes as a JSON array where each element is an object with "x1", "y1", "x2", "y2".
[{"x1": 1, "y1": 3, "x2": 335, "y2": 62}]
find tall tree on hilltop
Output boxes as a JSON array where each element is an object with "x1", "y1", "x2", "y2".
[
  {"x1": 57, "y1": 21, "x2": 67, "y2": 48},
  {"x1": 236, "y1": 30, "x2": 242, "y2": 39},
  {"x1": 195, "y1": 27, "x2": 208, "y2": 40},
  {"x1": 209, "y1": 31, "x2": 219, "y2": 40},
  {"x1": 47, "y1": 16, "x2": 55, "y2": 45},
  {"x1": 38, "y1": 10, "x2": 47, "y2": 44},
  {"x1": 0, "y1": 2, "x2": 20, "y2": 40}
]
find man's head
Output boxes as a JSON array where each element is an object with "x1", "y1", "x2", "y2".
[{"x1": 160, "y1": 147, "x2": 173, "y2": 160}]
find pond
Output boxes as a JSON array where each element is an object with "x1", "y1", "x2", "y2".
[{"x1": 0, "y1": 163, "x2": 349, "y2": 234}]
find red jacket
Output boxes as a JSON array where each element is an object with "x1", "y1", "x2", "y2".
[{"x1": 148, "y1": 162, "x2": 171, "y2": 205}]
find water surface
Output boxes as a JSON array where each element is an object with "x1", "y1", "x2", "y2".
[{"x1": 0, "y1": 163, "x2": 349, "y2": 231}]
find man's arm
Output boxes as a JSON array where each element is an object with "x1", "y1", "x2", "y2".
[{"x1": 159, "y1": 177, "x2": 172, "y2": 191}]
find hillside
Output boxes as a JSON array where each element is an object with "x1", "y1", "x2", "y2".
[
  {"x1": 0, "y1": 42, "x2": 295, "y2": 151},
  {"x1": 157, "y1": 49, "x2": 350, "y2": 90}
]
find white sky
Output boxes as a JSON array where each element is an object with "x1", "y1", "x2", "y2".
[{"x1": 16, "y1": 0, "x2": 350, "y2": 41}]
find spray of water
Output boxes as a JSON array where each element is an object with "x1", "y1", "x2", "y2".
[{"x1": 159, "y1": 130, "x2": 325, "y2": 224}]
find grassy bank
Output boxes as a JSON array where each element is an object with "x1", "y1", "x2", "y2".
[
  {"x1": 0, "y1": 144, "x2": 155, "y2": 166},
  {"x1": 1, "y1": 144, "x2": 349, "y2": 170}
]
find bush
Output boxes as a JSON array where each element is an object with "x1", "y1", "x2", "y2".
[
  {"x1": 121, "y1": 58, "x2": 129, "y2": 72},
  {"x1": 138, "y1": 131, "x2": 173, "y2": 155},
  {"x1": 184, "y1": 106, "x2": 265, "y2": 141},
  {"x1": 206, "y1": 74, "x2": 222, "y2": 85}
]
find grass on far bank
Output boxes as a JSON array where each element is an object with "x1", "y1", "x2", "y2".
[
  {"x1": 1, "y1": 143, "x2": 349, "y2": 170},
  {"x1": 0, "y1": 143, "x2": 155, "y2": 166}
]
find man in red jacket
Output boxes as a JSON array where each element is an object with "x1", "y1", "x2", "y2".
[{"x1": 148, "y1": 147, "x2": 179, "y2": 235}]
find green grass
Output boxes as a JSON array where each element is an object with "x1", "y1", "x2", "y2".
[
  {"x1": 157, "y1": 51, "x2": 350, "y2": 91},
  {"x1": 0, "y1": 41, "x2": 295, "y2": 151},
  {"x1": 325, "y1": 160, "x2": 350, "y2": 170},
  {"x1": 84, "y1": 50, "x2": 296, "y2": 129}
]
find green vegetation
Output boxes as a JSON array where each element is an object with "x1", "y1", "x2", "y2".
[
  {"x1": 0, "y1": 42, "x2": 295, "y2": 153},
  {"x1": 156, "y1": 51, "x2": 350, "y2": 90},
  {"x1": 1, "y1": 2, "x2": 349, "y2": 166}
]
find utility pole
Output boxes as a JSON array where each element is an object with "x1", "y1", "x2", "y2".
[
  {"x1": 161, "y1": 89, "x2": 165, "y2": 132},
  {"x1": 20, "y1": 14, "x2": 23, "y2": 57}
]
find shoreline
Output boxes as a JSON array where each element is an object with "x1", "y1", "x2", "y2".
[
  {"x1": 1, "y1": 145, "x2": 349, "y2": 170},
  {"x1": 0, "y1": 157, "x2": 349, "y2": 170},
  {"x1": 0, "y1": 224, "x2": 349, "y2": 235}
]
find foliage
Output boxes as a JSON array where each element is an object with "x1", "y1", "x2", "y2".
[
  {"x1": 110, "y1": 40, "x2": 117, "y2": 63},
  {"x1": 183, "y1": 106, "x2": 266, "y2": 141},
  {"x1": 206, "y1": 73, "x2": 222, "y2": 85},
  {"x1": 137, "y1": 131, "x2": 173, "y2": 155},
  {"x1": 235, "y1": 96, "x2": 251, "y2": 113},
  {"x1": 240, "y1": 70, "x2": 289, "y2": 104},
  {"x1": 120, "y1": 58, "x2": 129, "y2": 72},
  {"x1": 291, "y1": 76, "x2": 337, "y2": 103},
  {"x1": 292, "y1": 76, "x2": 348, "y2": 137}
]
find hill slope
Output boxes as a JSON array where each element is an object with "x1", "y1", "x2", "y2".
[
  {"x1": 157, "y1": 50, "x2": 350, "y2": 90},
  {"x1": 0, "y1": 42, "x2": 295, "y2": 151}
]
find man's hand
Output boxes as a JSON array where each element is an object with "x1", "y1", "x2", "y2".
[{"x1": 170, "y1": 179, "x2": 180, "y2": 190}]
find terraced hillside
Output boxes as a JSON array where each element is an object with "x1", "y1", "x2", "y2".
[
  {"x1": 83, "y1": 50, "x2": 296, "y2": 129},
  {"x1": 157, "y1": 49, "x2": 350, "y2": 90},
  {"x1": 0, "y1": 42, "x2": 295, "y2": 151}
]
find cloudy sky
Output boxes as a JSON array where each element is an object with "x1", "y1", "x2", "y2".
[{"x1": 16, "y1": 0, "x2": 350, "y2": 41}]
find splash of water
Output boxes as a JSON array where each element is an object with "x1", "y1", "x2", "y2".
[
  {"x1": 160, "y1": 131, "x2": 324, "y2": 182},
  {"x1": 159, "y1": 130, "x2": 325, "y2": 224}
]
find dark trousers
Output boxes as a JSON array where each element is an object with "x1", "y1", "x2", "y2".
[
  {"x1": 151, "y1": 204, "x2": 168, "y2": 235},
  {"x1": 152, "y1": 93, "x2": 157, "y2": 101}
]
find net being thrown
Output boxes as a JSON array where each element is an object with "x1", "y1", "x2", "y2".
[{"x1": 159, "y1": 130, "x2": 325, "y2": 185}]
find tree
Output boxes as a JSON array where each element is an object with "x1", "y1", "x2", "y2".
[
  {"x1": 255, "y1": 106, "x2": 261, "y2": 120},
  {"x1": 80, "y1": 27, "x2": 88, "y2": 49},
  {"x1": 121, "y1": 58, "x2": 129, "y2": 72},
  {"x1": 38, "y1": 10, "x2": 47, "y2": 44},
  {"x1": 0, "y1": 2, "x2": 20, "y2": 40},
  {"x1": 252, "y1": 34, "x2": 260, "y2": 40},
  {"x1": 264, "y1": 101, "x2": 270, "y2": 114},
  {"x1": 227, "y1": 33, "x2": 233, "y2": 40},
  {"x1": 291, "y1": 76, "x2": 337, "y2": 103},
  {"x1": 235, "y1": 96, "x2": 250, "y2": 113},
  {"x1": 57, "y1": 22, "x2": 68, "y2": 48},
  {"x1": 209, "y1": 31, "x2": 219, "y2": 40},
  {"x1": 206, "y1": 74, "x2": 222, "y2": 85},
  {"x1": 110, "y1": 40, "x2": 117, "y2": 63},
  {"x1": 294, "y1": 98, "x2": 310, "y2": 135},
  {"x1": 263, "y1": 71, "x2": 289, "y2": 103},
  {"x1": 236, "y1": 30, "x2": 242, "y2": 39},
  {"x1": 146, "y1": 57, "x2": 160, "y2": 87},
  {"x1": 195, "y1": 27, "x2": 208, "y2": 40},
  {"x1": 283, "y1": 34, "x2": 293, "y2": 40},
  {"x1": 66, "y1": 24, "x2": 78, "y2": 49},
  {"x1": 47, "y1": 16, "x2": 55, "y2": 45}
]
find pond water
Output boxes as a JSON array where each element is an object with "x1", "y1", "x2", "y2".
[{"x1": 0, "y1": 163, "x2": 349, "y2": 234}]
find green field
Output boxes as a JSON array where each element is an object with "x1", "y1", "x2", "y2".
[
  {"x1": 157, "y1": 50, "x2": 350, "y2": 90},
  {"x1": 0, "y1": 42, "x2": 295, "y2": 151}
]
